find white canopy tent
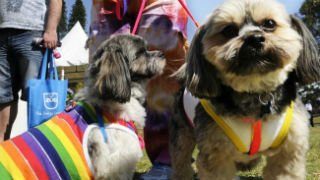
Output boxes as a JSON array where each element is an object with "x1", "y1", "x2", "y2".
[{"x1": 56, "y1": 21, "x2": 89, "y2": 67}]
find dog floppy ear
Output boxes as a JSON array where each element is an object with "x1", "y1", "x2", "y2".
[
  {"x1": 186, "y1": 26, "x2": 221, "y2": 98},
  {"x1": 90, "y1": 47, "x2": 131, "y2": 103},
  {"x1": 291, "y1": 15, "x2": 320, "y2": 85}
]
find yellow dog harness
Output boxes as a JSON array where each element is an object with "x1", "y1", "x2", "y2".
[{"x1": 183, "y1": 89, "x2": 294, "y2": 155}]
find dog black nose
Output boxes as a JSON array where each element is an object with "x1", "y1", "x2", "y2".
[
  {"x1": 158, "y1": 51, "x2": 165, "y2": 58},
  {"x1": 244, "y1": 34, "x2": 265, "y2": 48},
  {"x1": 153, "y1": 51, "x2": 165, "y2": 58}
]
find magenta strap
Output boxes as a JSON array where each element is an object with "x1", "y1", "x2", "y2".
[
  {"x1": 131, "y1": 0, "x2": 147, "y2": 35},
  {"x1": 178, "y1": 0, "x2": 199, "y2": 27}
]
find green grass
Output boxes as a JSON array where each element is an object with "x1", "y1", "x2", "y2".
[
  {"x1": 135, "y1": 151, "x2": 152, "y2": 174},
  {"x1": 136, "y1": 117, "x2": 320, "y2": 179},
  {"x1": 306, "y1": 117, "x2": 320, "y2": 180}
]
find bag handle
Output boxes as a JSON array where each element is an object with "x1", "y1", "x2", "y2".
[
  {"x1": 49, "y1": 50, "x2": 59, "y2": 80},
  {"x1": 40, "y1": 49, "x2": 59, "y2": 80},
  {"x1": 40, "y1": 49, "x2": 49, "y2": 80}
]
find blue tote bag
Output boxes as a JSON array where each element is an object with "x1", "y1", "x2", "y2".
[{"x1": 27, "y1": 49, "x2": 68, "y2": 128}]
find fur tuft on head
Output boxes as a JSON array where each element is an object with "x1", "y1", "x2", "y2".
[
  {"x1": 185, "y1": 26, "x2": 221, "y2": 98},
  {"x1": 90, "y1": 45, "x2": 131, "y2": 103},
  {"x1": 290, "y1": 15, "x2": 320, "y2": 85}
]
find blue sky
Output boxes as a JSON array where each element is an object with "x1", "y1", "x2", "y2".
[{"x1": 65, "y1": 0, "x2": 304, "y2": 38}]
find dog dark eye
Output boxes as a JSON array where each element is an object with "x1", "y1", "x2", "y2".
[
  {"x1": 136, "y1": 49, "x2": 146, "y2": 57},
  {"x1": 262, "y1": 19, "x2": 276, "y2": 31},
  {"x1": 221, "y1": 24, "x2": 239, "y2": 39}
]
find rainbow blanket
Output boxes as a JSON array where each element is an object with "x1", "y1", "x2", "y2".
[{"x1": 0, "y1": 102, "x2": 139, "y2": 180}]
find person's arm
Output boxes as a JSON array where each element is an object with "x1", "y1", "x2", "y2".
[{"x1": 43, "y1": 0, "x2": 62, "y2": 49}]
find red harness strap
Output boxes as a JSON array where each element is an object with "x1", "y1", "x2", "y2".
[
  {"x1": 103, "y1": 112, "x2": 145, "y2": 149},
  {"x1": 249, "y1": 120, "x2": 262, "y2": 156}
]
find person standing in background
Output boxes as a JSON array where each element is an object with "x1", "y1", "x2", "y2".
[
  {"x1": 0, "y1": 0, "x2": 62, "y2": 141},
  {"x1": 305, "y1": 101, "x2": 314, "y2": 127}
]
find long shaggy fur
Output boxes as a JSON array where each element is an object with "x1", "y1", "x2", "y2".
[
  {"x1": 170, "y1": 0, "x2": 319, "y2": 179},
  {"x1": 76, "y1": 34, "x2": 165, "y2": 179}
]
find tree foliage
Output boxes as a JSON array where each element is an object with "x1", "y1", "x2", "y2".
[
  {"x1": 58, "y1": 0, "x2": 68, "y2": 38},
  {"x1": 299, "y1": 0, "x2": 320, "y2": 114},
  {"x1": 299, "y1": 83, "x2": 320, "y2": 114},
  {"x1": 299, "y1": 0, "x2": 320, "y2": 43},
  {"x1": 68, "y1": 0, "x2": 86, "y2": 30}
]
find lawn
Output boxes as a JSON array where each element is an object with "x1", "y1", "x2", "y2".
[{"x1": 136, "y1": 117, "x2": 320, "y2": 179}]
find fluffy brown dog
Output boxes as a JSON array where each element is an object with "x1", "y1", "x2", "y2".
[{"x1": 170, "y1": 0, "x2": 320, "y2": 179}]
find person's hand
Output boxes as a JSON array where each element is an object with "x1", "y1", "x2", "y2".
[{"x1": 43, "y1": 30, "x2": 58, "y2": 49}]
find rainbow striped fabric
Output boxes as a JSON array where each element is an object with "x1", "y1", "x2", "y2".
[{"x1": 0, "y1": 103, "x2": 95, "y2": 180}]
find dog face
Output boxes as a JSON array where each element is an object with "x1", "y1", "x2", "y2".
[
  {"x1": 186, "y1": 0, "x2": 320, "y2": 97},
  {"x1": 88, "y1": 34, "x2": 166, "y2": 103}
]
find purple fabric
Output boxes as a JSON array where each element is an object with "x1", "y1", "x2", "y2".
[
  {"x1": 65, "y1": 110, "x2": 88, "y2": 133},
  {"x1": 145, "y1": 109, "x2": 171, "y2": 131},
  {"x1": 22, "y1": 132, "x2": 62, "y2": 180}
]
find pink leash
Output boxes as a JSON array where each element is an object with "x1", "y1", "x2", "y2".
[
  {"x1": 178, "y1": 0, "x2": 200, "y2": 28},
  {"x1": 131, "y1": 0, "x2": 147, "y2": 35}
]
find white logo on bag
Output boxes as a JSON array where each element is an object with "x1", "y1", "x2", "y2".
[{"x1": 43, "y1": 92, "x2": 59, "y2": 110}]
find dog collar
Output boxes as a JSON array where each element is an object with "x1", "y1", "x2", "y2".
[
  {"x1": 200, "y1": 99, "x2": 294, "y2": 155},
  {"x1": 76, "y1": 101, "x2": 144, "y2": 149},
  {"x1": 102, "y1": 112, "x2": 138, "y2": 135},
  {"x1": 102, "y1": 112, "x2": 145, "y2": 149}
]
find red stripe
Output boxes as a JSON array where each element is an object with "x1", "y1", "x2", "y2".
[
  {"x1": 11, "y1": 136, "x2": 49, "y2": 180},
  {"x1": 115, "y1": 0, "x2": 122, "y2": 20},
  {"x1": 57, "y1": 113, "x2": 85, "y2": 142},
  {"x1": 249, "y1": 120, "x2": 262, "y2": 155}
]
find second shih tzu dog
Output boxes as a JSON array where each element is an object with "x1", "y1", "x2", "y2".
[{"x1": 170, "y1": 0, "x2": 320, "y2": 179}]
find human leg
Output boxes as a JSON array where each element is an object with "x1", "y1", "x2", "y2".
[
  {"x1": 308, "y1": 110, "x2": 314, "y2": 127},
  {"x1": 0, "y1": 101, "x2": 18, "y2": 141},
  {"x1": 0, "y1": 29, "x2": 17, "y2": 141},
  {"x1": 0, "y1": 29, "x2": 43, "y2": 140},
  {"x1": 10, "y1": 30, "x2": 43, "y2": 101}
]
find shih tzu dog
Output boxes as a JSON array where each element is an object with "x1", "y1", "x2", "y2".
[
  {"x1": 0, "y1": 34, "x2": 165, "y2": 180},
  {"x1": 76, "y1": 34, "x2": 165, "y2": 179},
  {"x1": 170, "y1": 0, "x2": 320, "y2": 179}
]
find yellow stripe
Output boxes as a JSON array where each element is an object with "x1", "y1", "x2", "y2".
[
  {"x1": 200, "y1": 99, "x2": 247, "y2": 153},
  {"x1": 46, "y1": 119, "x2": 91, "y2": 180},
  {"x1": 103, "y1": 116, "x2": 110, "y2": 123},
  {"x1": 271, "y1": 102, "x2": 294, "y2": 148},
  {"x1": 0, "y1": 146, "x2": 25, "y2": 180},
  {"x1": 6, "y1": 141, "x2": 38, "y2": 179},
  {"x1": 52, "y1": 117, "x2": 92, "y2": 177}
]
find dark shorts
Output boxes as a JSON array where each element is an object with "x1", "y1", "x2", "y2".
[{"x1": 0, "y1": 29, "x2": 43, "y2": 103}]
